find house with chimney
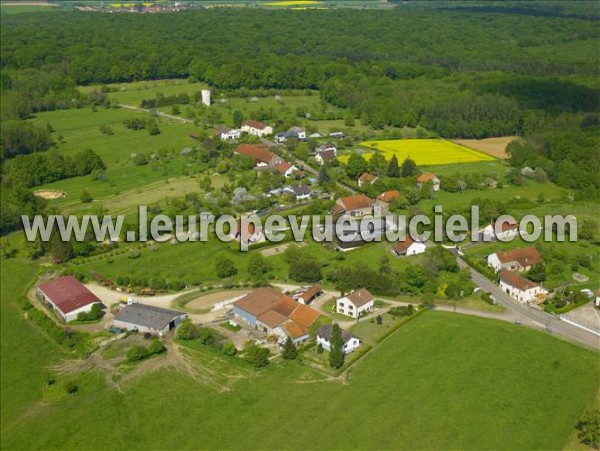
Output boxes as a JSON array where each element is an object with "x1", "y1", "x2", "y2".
[{"x1": 336, "y1": 288, "x2": 375, "y2": 318}]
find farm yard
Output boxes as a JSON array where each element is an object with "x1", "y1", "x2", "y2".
[{"x1": 339, "y1": 139, "x2": 496, "y2": 165}]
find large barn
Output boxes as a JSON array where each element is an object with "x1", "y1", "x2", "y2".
[
  {"x1": 113, "y1": 303, "x2": 187, "y2": 336},
  {"x1": 37, "y1": 276, "x2": 105, "y2": 323}
]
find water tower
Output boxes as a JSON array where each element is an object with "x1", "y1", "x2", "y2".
[{"x1": 201, "y1": 89, "x2": 211, "y2": 107}]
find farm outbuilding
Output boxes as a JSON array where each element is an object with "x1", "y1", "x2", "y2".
[
  {"x1": 37, "y1": 276, "x2": 105, "y2": 323},
  {"x1": 113, "y1": 303, "x2": 187, "y2": 336}
]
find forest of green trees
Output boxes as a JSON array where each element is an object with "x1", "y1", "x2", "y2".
[{"x1": 0, "y1": 6, "x2": 598, "y2": 233}]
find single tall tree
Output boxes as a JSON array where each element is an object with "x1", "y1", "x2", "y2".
[
  {"x1": 346, "y1": 153, "x2": 368, "y2": 180},
  {"x1": 329, "y1": 324, "x2": 345, "y2": 369},
  {"x1": 318, "y1": 165, "x2": 330, "y2": 185},
  {"x1": 282, "y1": 336, "x2": 298, "y2": 360},
  {"x1": 387, "y1": 155, "x2": 400, "y2": 178},
  {"x1": 233, "y1": 110, "x2": 244, "y2": 128},
  {"x1": 401, "y1": 157, "x2": 418, "y2": 177}
]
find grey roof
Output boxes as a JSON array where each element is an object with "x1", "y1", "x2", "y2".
[
  {"x1": 284, "y1": 184, "x2": 311, "y2": 196},
  {"x1": 115, "y1": 303, "x2": 186, "y2": 330},
  {"x1": 316, "y1": 324, "x2": 357, "y2": 344}
]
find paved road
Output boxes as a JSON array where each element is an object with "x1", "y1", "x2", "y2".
[
  {"x1": 119, "y1": 103, "x2": 195, "y2": 124},
  {"x1": 458, "y1": 257, "x2": 600, "y2": 350}
]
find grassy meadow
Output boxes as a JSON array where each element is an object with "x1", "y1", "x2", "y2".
[{"x1": 1, "y1": 258, "x2": 598, "y2": 451}]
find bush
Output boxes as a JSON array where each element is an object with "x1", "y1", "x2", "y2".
[
  {"x1": 148, "y1": 339, "x2": 166, "y2": 355},
  {"x1": 133, "y1": 153, "x2": 148, "y2": 166},
  {"x1": 221, "y1": 340, "x2": 237, "y2": 356},
  {"x1": 576, "y1": 408, "x2": 600, "y2": 449},
  {"x1": 127, "y1": 345, "x2": 148, "y2": 362},
  {"x1": 244, "y1": 343, "x2": 271, "y2": 368},
  {"x1": 197, "y1": 327, "x2": 215, "y2": 345},
  {"x1": 176, "y1": 319, "x2": 198, "y2": 340},
  {"x1": 480, "y1": 292, "x2": 494, "y2": 305},
  {"x1": 80, "y1": 189, "x2": 92, "y2": 203},
  {"x1": 65, "y1": 382, "x2": 78, "y2": 395},
  {"x1": 316, "y1": 343, "x2": 324, "y2": 354}
]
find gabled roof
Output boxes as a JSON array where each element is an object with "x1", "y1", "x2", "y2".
[
  {"x1": 288, "y1": 303, "x2": 320, "y2": 328},
  {"x1": 500, "y1": 271, "x2": 539, "y2": 291},
  {"x1": 243, "y1": 119, "x2": 270, "y2": 130},
  {"x1": 495, "y1": 247, "x2": 543, "y2": 267},
  {"x1": 391, "y1": 236, "x2": 417, "y2": 253},
  {"x1": 336, "y1": 194, "x2": 374, "y2": 212},
  {"x1": 38, "y1": 276, "x2": 102, "y2": 315},
  {"x1": 214, "y1": 126, "x2": 233, "y2": 135},
  {"x1": 316, "y1": 149, "x2": 336, "y2": 160},
  {"x1": 114, "y1": 303, "x2": 185, "y2": 330},
  {"x1": 316, "y1": 324, "x2": 357, "y2": 344},
  {"x1": 358, "y1": 172, "x2": 378, "y2": 184},
  {"x1": 377, "y1": 190, "x2": 400, "y2": 203},
  {"x1": 234, "y1": 288, "x2": 283, "y2": 316},
  {"x1": 288, "y1": 126, "x2": 305, "y2": 133},
  {"x1": 283, "y1": 321, "x2": 309, "y2": 339},
  {"x1": 417, "y1": 172, "x2": 438, "y2": 183},
  {"x1": 231, "y1": 219, "x2": 262, "y2": 237},
  {"x1": 284, "y1": 184, "x2": 311, "y2": 196},
  {"x1": 276, "y1": 162, "x2": 294, "y2": 174},
  {"x1": 235, "y1": 144, "x2": 275, "y2": 164},
  {"x1": 343, "y1": 288, "x2": 374, "y2": 307},
  {"x1": 299, "y1": 284, "x2": 322, "y2": 303},
  {"x1": 257, "y1": 310, "x2": 288, "y2": 329},
  {"x1": 490, "y1": 218, "x2": 518, "y2": 232},
  {"x1": 316, "y1": 142, "x2": 336, "y2": 151}
]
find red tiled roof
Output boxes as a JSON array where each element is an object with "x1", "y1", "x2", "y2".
[
  {"x1": 358, "y1": 172, "x2": 378, "y2": 183},
  {"x1": 500, "y1": 271, "x2": 539, "y2": 291},
  {"x1": 299, "y1": 284, "x2": 322, "y2": 303},
  {"x1": 271, "y1": 295, "x2": 299, "y2": 317},
  {"x1": 417, "y1": 172, "x2": 438, "y2": 183},
  {"x1": 257, "y1": 310, "x2": 288, "y2": 328},
  {"x1": 243, "y1": 119, "x2": 269, "y2": 130},
  {"x1": 317, "y1": 149, "x2": 336, "y2": 160},
  {"x1": 38, "y1": 276, "x2": 101, "y2": 315},
  {"x1": 234, "y1": 288, "x2": 283, "y2": 316},
  {"x1": 337, "y1": 194, "x2": 373, "y2": 212},
  {"x1": 492, "y1": 218, "x2": 518, "y2": 232},
  {"x1": 345, "y1": 288, "x2": 374, "y2": 307},
  {"x1": 276, "y1": 162, "x2": 294, "y2": 174},
  {"x1": 391, "y1": 236, "x2": 416, "y2": 253},
  {"x1": 377, "y1": 190, "x2": 400, "y2": 203},
  {"x1": 283, "y1": 321, "x2": 309, "y2": 339},
  {"x1": 289, "y1": 303, "x2": 320, "y2": 328},
  {"x1": 235, "y1": 144, "x2": 275, "y2": 164},
  {"x1": 496, "y1": 247, "x2": 543, "y2": 268}
]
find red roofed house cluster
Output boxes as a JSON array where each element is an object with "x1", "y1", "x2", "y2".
[
  {"x1": 37, "y1": 276, "x2": 105, "y2": 323},
  {"x1": 232, "y1": 288, "x2": 321, "y2": 344}
]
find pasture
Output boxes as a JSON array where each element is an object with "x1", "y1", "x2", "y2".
[
  {"x1": 340, "y1": 139, "x2": 495, "y2": 165},
  {"x1": 264, "y1": 0, "x2": 322, "y2": 6},
  {"x1": 1, "y1": 287, "x2": 598, "y2": 450},
  {"x1": 453, "y1": 136, "x2": 517, "y2": 159}
]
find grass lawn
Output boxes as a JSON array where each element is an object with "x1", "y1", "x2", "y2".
[
  {"x1": 1, "y1": 307, "x2": 598, "y2": 449},
  {"x1": 339, "y1": 139, "x2": 495, "y2": 165}
]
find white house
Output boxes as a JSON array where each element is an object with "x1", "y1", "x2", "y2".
[
  {"x1": 214, "y1": 126, "x2": 241, "y2": 141},
  {"x1": 357, "y1": 172, "x2": 378, "y2": 187},
  {"x1": 481, "y1": 219, "x2": 519, "y2": 241},
  {"x1": 283, "y1": 184, "x2": 311, "y2": 201},
  {"x1": 336, "y1": 288, "x2": 374, "y2": 318},
  {"x1": 499, "y1": 271, "x2": 546, "y2": 304},
  {"x1": 37, "y1": 276, "x2": 105, "y2": 323},
  {"x1": 315, "y1": 149, "x2": 336, "y2": 165},
  {"x1": 417, "y1": 172, "x2": 440, "y2": 191},
  {"x1": 275, "y1": 162, "x2": 298, "y2": 178},
  {"x1": 316, "y1": 324, "x2": 361, "y2": 354},
  {"x1": 487, "y1": 247, "x2": 543, "y2": 273},
  {"x1": 331, "y1": 194, "x2": 374, "y2": 218},
  {"x1": 277, "y1": 126, "x2": 306, "y2": 142},
  {"x1": 314, "y1": 143, "x2": 337, "y2": 155},
  {"x1": 241, "y1": 120, "x2": 273, "y2": 137},
  {"x1": 390, "y1": 236, "x2": 427, "y2": 257}
]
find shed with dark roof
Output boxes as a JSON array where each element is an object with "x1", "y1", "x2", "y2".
[{"x1": 113, "y1": 303, "x2": 187, "y2": 335}]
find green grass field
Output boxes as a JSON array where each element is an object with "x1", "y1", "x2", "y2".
[
  {"x1": 1, "y1": 257, "x2": 597, "y2": 451},
  {"x1": 340, "y1": 139, "x2": 496, "y2": 166}
]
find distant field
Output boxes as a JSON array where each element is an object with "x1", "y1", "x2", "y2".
[
  {"x1": 264, "y1": 0, "x2": 322, "y2": 5},
  {"x1": 453, "y1": 136, "x2": 518, "y2": 160},
  {"x1": 340, "y1": 139, "x2": 495, "y2": 165}
]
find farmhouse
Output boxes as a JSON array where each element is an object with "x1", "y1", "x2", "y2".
[
  {"x1": 37, "y1": 276, "x2": 105, "y2": 323},
  {"x1": 487, "y1": 247, "x2": 544, "y2": 272},
  {"x1": 332, "y1": 194, "x2": 374, "y2": 217},
  {"x1": 275, "y1": 126, "x2": 306, "y2": 143},
  {"x1": 376, "y1": 190, "x2": 401, "y2": 206},
  {"x1": 214, "y1": 126, "x2": 241, "y2": 141},
  {"x1": 232, "y1": 288, "x2": 320, "y2": 344},
  {"x1": 358, "y1": 172, "x2": 378, "y2": 187},
  {"x1": 481, "y1": 219, "x2": 519, "y2": 241},
  {"x1": 241, "y1": 119, "x2": 273, "y2": 137},
  {"x1": 314, "y1": 143, "x2": 337, "y2": 155},
  {"x1": 291, "y1": 284, "x2": 322, "y2": 305},
  {"x1": 316, "y1": 324, "x2": 361, "y2": 354},
  {"x1": 336, "y1": 288, "x2": 374, "y2": 318},
  {"x1": 499, "y1": 271, "x2": 546, "y2": 304},
  {"x1": 113, "y1": 303, "x2": 187, "y2": 336},
  {"x1": 283, "y1": 184, "x2": 311, "y2": 201},
  {"x1": 417, "y1": 172, "x2": 440, "y2": 191},
  {"x1": 390, "y1": 236, "x2": 427, "y2": 257},
  {"x1": 235, "y1": 143, "x2": 282, "y2": 168},
  {"x1": 315, "y1": 149, "x2": 336, "y2": 165}
]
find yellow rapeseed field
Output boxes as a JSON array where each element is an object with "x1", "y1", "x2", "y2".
[
  {"x1": 264, "y1": 0, "x2": 321, "y2": 6},
  {"x1": 338, "y1": 139, "x2": 495, "y2": 166}
]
